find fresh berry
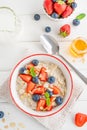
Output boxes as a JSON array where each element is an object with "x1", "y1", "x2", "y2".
[
  {"x1": 48, "y1": 76, "x2": 55, "y2": 84},
  {"x1": 51, "y1": 12, "x2": 59, "y2": 19},
  {"x1": 60, "y1": 24, "x2": 71, "y2": 37},
  {"x1": 62, "y1": 5, "x2": 73, "y2": 18},
  {"x1": 54, "y1": 1, "x2": 67, "y2": 15},
  {"x1": 32, "y1": 94, "x2": 40, "y2": 102},
  {"x1": 19, "y1": 74, "x2": 32, "y2": 83},
  {"x1": 44, "y1": 0, "x2": 53, "y2": 15},
  {"x1": 73, "y1": 19, "x2": 80, "y2": 26},
  {"x1": 71, "y1": 2, "x2": 77, "y2": 9},
  {"x1": 36, "y1": 99, "x2": 46, "y2": 111},
  {"x1": 32, "y1": 76, "x2": 39, "y2": 84},
  {"x1": 32, "y1": 59, "x2": 39, "y2": 66},
  {"x1": 26, "y1": 81, "x2": 36, "y2": 93},
  {"x1": 75, "y1": 113, "x2": 87, "y2": 127},
  {"x1": 46, "y1": 90, "x2": 53, "y2": 97},
  {"x1": 34, "y1": 14, "x2": 40, "y2": 21},
  {"x1": 0, "y1": 111, "x2": 4, "y2": 118},
  {"x1": 52, "y1": 86, "x2": 60, "y2": 94},
  {"x1": 55, "y1": 96, "x2": 63, "y2": 105},
  {"x1": 19, "y1": 67, "x2": 26, "y2": 74},
  {"x1": 32, "y1": 86, "x2": 45, "y2": 94},
  {"x1": 45, "y1": 26, "x2": 51, "y2": 32}
]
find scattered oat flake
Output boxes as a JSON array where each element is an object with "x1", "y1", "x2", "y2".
[
  {"x1": 17, "y1": 128, "x2": 20, "y2": 130},
  {"x1": 2, "y1": 118, "x2": 6, "y2": 123},
  {"x1": 72, "y1": 59, "x2": 76, "y2": 62},
  {"x1": 18, "y1": 123, "x2": 25, "y2": 128},
  {"x1": 9, "y1": 122, "x2": 16, "y2": 128},
  {"x1": 4, "y1": 125, "x2": 9, "y2": 129},
  {"x1": 81, "y1": 58, "x2": 85, "y2": 63}
]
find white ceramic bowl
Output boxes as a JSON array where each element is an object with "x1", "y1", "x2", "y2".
[
  {"x1": 9, "y1": 54, "x2": 73, "y2": 117},
  {"x1": 43, "y1": 0, "x2": 75, "y2": 21}
]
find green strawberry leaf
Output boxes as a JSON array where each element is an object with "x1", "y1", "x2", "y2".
[
  {"x1": 76, "y1": 13, "x2": 86, "y2": 20},
  {"x1": 60, "y1": 31, "x2": 68, "y2": 37},
  {"x1": 56, "y1": 0, "x2": 64, "y2": 4},
  {"x1": 30, "y1": 67, "x2": 36, "y2": 77},
  {"x1": 46, "y1": 98, "x2": 50, "y2": 106},
  {"x1": 44, "y1": 92, "x2": 50, "y2": 98}
]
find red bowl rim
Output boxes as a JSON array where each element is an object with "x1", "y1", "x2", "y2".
[{"x1": 9, "y1": 53, "x2": 73, "y2": 117}]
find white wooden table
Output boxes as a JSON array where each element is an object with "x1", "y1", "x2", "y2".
[{"x1": 0, "y1": 0, "x2": 87, "y2": 130}]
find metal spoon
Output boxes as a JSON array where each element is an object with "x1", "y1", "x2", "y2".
[{"x1": 40, "y1": 34, "x2": 87, "y2": 84}]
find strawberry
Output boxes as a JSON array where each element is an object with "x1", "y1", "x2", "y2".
[
  {"x1": 52, "y1": 86, "x2": 61, "y2": 94},
  {"x1": 32, "y1": 86, "x2": 45, "y2": 94},
  {"x1": 19, "y1": 74, "x2": 32, "y2": 83},
  {"x1": 44, "y1": 0, "x2": 53, "y2": 15},
  {"x1": 54, "y1": 1, "x2": 67, "y2": 15},
  {"x1": 59, "y1": 24, "x2": 71, "y2": 37},
  {"x1": 26, "y1": 63, "x2": 34, "y2": 70},
  {"x1": 26, "y1": 81, "x2": 36, "y2": 93},
  {"x1": 62, "y1": 6, "x2": 73, "y2": 18},
  {"x1": 36, "y1": 99, "x2": 46, "y2": 111},
  {"x1": 39, "y1": 67, "x2": 48, "y2": 81}
]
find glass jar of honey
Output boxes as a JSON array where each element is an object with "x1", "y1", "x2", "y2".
[{"x1": 69, "y1": 37, "x2": 87, "y2": 57}]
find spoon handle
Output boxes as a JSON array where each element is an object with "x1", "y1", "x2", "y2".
[{"x1": 59, "y1": 54, "x2": 87, "y2": 84}]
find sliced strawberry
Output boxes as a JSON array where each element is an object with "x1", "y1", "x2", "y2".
[
  {"x1": 19, "y1": 74, "x2": 32, "y2": 83},
  {"x1": 60, "y1": 24, "x2": 71, "y2": 37},
  {"x1": 52, "y1": 86, "x2": 60, "y2": 94},
  {"x1": 45, "y1": 105, "x2": 52, "y2": 111},
  {"x1": 40, "y1": 67, "x2": 46, "y2": 72},
  {"x1": 36, "y1": 99, "x2": 46, "y2": 111},
  {"x1": 62, "y1": 6, "x2": 73, "y2": 18},
  {"x1": 26, "y1": 63, "x2": 34, "y2": 70},
  {"x1": 75, "y1": 113, "x2": 87, "y2": 127},
  {"x1": 54, "y1": 1, "x2": 67, "y2": 15},
  {"x1": 39, "y1": 71, "x2": 48, "y2": 81},
  {"x1": 44, "y1": 0, "x2": 53, "y2": 15},
  {"x1": 26, "y1": 81, "x2": 36, "y2": 93},
  {"x1": 32, "y1": 86, "x2": 45, "y2": 94}
]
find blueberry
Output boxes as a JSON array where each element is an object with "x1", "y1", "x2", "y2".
[
  {"x1": 32, "y1": 76, "x2": 39, "y2": 84},
  {"x1": 73, "y1": 19, "x2": 80, "y2": 26},
  {"x1": 19, "y1": 67, "x2": 26, "y2": 74},
  {"x1": 51, "y1": 12, "x2": 59, "y2": 19},
  {"x1": 48, "y1": 76, "x2": 55, "y2": 84},
  {"x1": 34, "y1": 14, "x2": 40, "y2": 21},
  {"x1": 46, "y1": 90, "x2": 53, "y2": 97},
  {"x1": 52, "y1": 0, "x2": 57, "y2": 2},
  {"x1": 32, "y1": 59, "x2": 39, "y2": 66},
  {"x1": 0, "y1": 111, "x2": 4, "y2": 118},
  {"x1": 32, "y1": 94, "x2": 40, "y2": 102},
  {"x1": 45, "y1": 26, "x2": 51, "y2": 33},
  {"x1": 71, "y1": 2, "x2": 77, "y2": 9},
  {"x1": 55, "y1": 96, "x2": 63, "y2": 105}
]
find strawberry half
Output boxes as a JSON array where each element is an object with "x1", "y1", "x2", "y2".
[
  {"x1": 54, "y1": 1, "x2": 67, "y2": 15},
  {"x1": 44, "y1": 0, "x2": 53, "y2": 15},
  {"x1": 62, "y1": 6, "x2": 73, "y2": 18},
  {"x1": 59, "y1": 24, "x2": 71, "y2": 37}
]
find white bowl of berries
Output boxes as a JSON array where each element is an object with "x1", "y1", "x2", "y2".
[
  {"x1": 43, "y1": 0, "x2": 77, "y2": 20},
  {"x1": 9, "y1": 54, "x2": 73, "y2": 117}
]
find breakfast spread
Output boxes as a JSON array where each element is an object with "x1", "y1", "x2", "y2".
[
  {"x1": 44, "y1": 0, "x2": 77, "y2": 19},
  {"x1": 16, "y1": 59, "x2": 66, "y2": 111}
]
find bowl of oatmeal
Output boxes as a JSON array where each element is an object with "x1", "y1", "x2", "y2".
[{"x1": 9, "y1": 54, "x2": 73, "y2": 117}]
